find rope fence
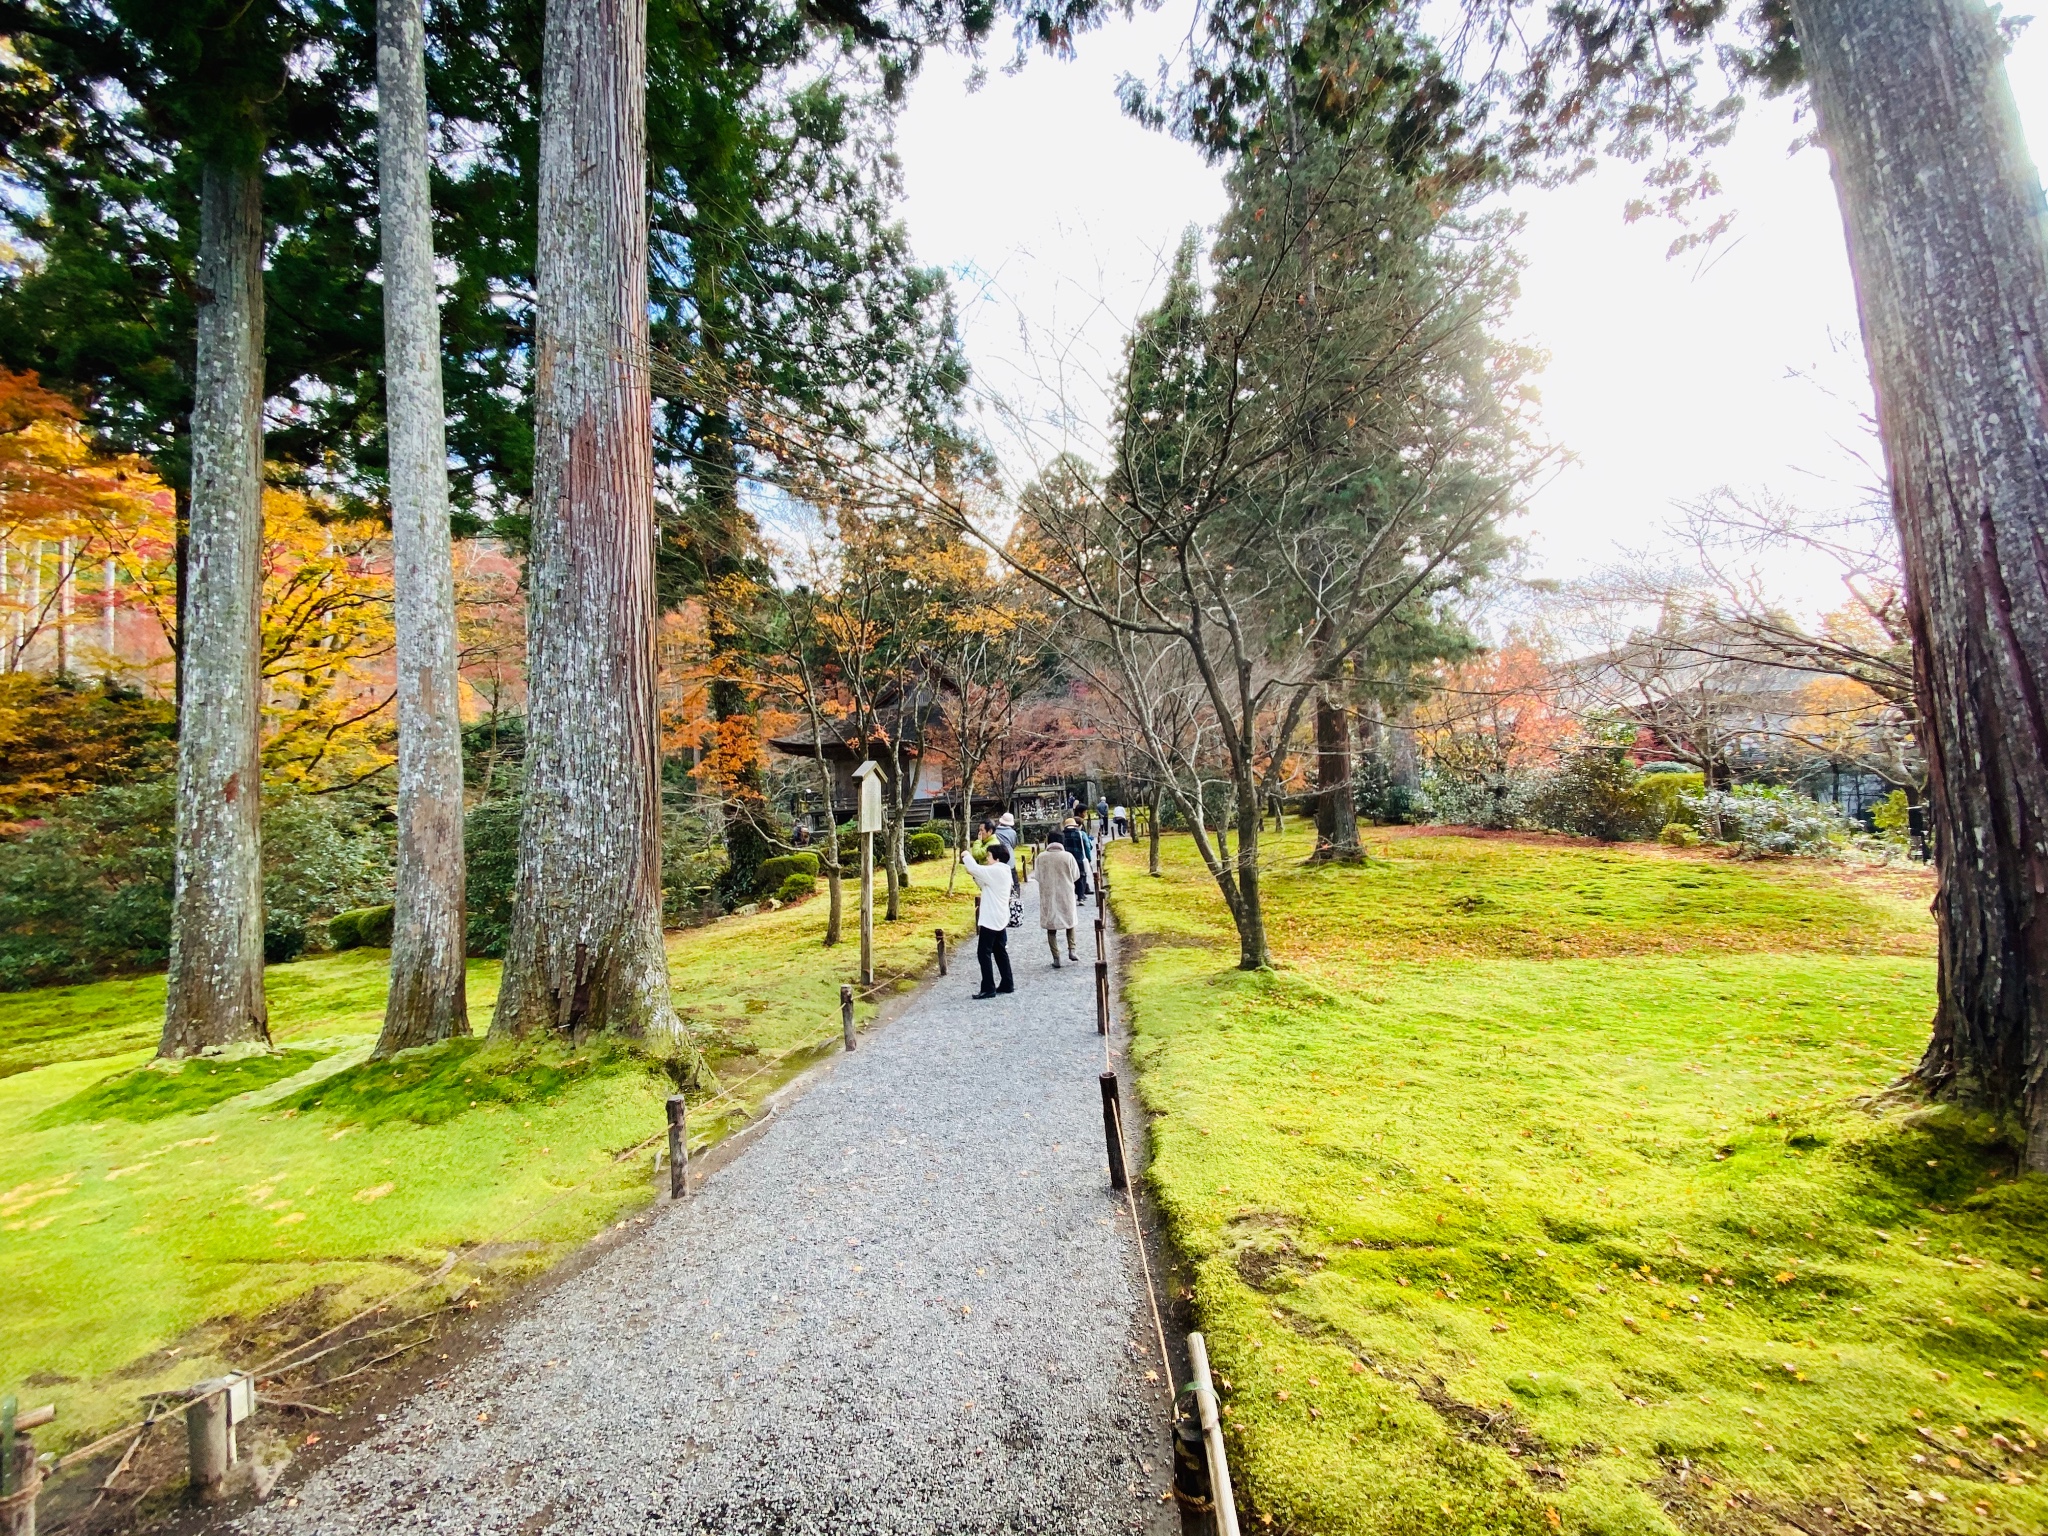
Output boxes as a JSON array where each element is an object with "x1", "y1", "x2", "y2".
[
  {"x1": 13, "y1": 887, "x2": 1235, "y2": 1529},
  {"x1": 1087, "y1": 839, "x2": 1242, "y2": 1533},
  {"x1": 10, "y1": 944, "x2": 941, "y2": 1529}
]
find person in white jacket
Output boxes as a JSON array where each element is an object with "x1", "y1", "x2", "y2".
[{"x1": 961, "y1": 843, "x2": 1016, "y2": 998}]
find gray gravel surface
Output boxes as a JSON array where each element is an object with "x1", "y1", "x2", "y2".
[{"x1": 245, "y1": 872, "x2": 1175, "y2": 1535}]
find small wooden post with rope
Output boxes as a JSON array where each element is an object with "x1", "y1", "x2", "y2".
[
  {"x1": 840, "y1": 983, "x2": 857, "y2": 1051},
  {"x1": 184, "y1": 1374, "x2": 251, "y2": 1505},
  {"x1": 0, "y1": 1399, "x2": 51, "y2": 1536},
  {"x1": 1099, "y1": 1071, "x2": 1128, "y2": 1191},
  {"x1": 935, "y1": 927, "x2": 947, "y2": 976},
  {"x1": 1094, "y1": 917, "x2": 1110, "y2": 1035},
  {"x1": 666, "y1": 1094, "x2": 688, "y2": 1201}
]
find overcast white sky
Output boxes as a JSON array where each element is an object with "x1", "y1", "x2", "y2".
[{"x1": 894, "y1": 6, "x2": 2048, "y2": 593}]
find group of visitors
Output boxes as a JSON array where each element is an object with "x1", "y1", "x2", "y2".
[
  {"x1": 1070, "y1": 796, "x2": 1131, "y2": 842},
  {"x1": 958, "y1": 810, "x2": 1102, "y2": 1000}
]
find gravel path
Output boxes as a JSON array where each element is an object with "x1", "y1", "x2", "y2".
[{"x1": 245, "y1": 868, "x2": 1175, "y2": 1535}]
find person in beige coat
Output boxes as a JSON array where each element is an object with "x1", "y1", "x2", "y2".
[{"x1": 1033, "y1": 838, "x2": 1081, "y2": 965}]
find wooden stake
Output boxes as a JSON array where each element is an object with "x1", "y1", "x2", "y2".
[
  {"x1": 665, "y1": 1094, "x2": 688, "y2": 1201},
  {"x1": 185, "y1": 1388, "x2": 232, "y2": 1504},
  {"x1": 935, "y1": 927, "x2": 947, "y2": 976},
  {"x1": 1095, "y1": 960, "x2": 1110, "y2": 1036},
  {"x1": 1099, "y1": 1071, "x2": 1128, "y2": 1191},
  {"x1": 0, "y1": 1429, "x2": 38, "y2": 1536},
  {"x1": 841, "y1": 983, "x2": 857, "y2": 1051},
  {"x1": 858, "y1": 830, "x2": 875, "y2": 986}
]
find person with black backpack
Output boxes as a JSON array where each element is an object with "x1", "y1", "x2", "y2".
[{"x1": 1060, "y1": 817, "x2": 1092, "y2": 909}]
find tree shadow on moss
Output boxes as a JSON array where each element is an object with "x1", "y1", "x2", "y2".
[
  {"x1": 283, "y1": 1036, "x2": 652, "y2": 1127},
  {"x1": 34, "y1": 1048, "x2": 331, "y2": 1126},
  {"x1": 1842, "y1": 1103, "x2": 2025, "y2": 1211}
]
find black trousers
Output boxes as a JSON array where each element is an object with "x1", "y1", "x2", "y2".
[{"x1": 976, "y1": 925, "x2": 1014, "y2": 993}]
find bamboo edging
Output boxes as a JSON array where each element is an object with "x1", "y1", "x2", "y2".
[{"x1": 1186, "y1": 1333, "x2": 1241, "y2": 1536}]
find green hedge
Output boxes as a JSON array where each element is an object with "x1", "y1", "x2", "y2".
[
  {"x1": 906, "y1": 831, "x2": 946, "y2": 863},
  {"x1": 774, "y1": 871, "x2": 817, "y2": 903},
  {"x1": 329, "y1": 904, "x2": 395, "y2": 950},
  {"x1": 759, "y1": 853, "x2": 820, "y2": 893},
  {"x1": 1641, "y1": 770, "x2": 1706, "y2": 828}
]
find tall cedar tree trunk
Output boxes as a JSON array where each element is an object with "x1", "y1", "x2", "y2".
[
  {"x1": 160, "y1": 163, "x2": 269, "y2": 1058},
  {"x1": 375, "y1": 0, "x2": 470, "y2": 1056},
  {"x1": 1790, "y1": 0, "x2": 2048, "y2": 1165},
  {"x1": 1312, "y1": 690, "x2": 1360, "y2": 860},
  {"x1": 1147, "y1": 780, "x2": 1162, "y2": 876},
  {"x1": 491, "y1": 0, "x2": 680, "y2": 1044}
]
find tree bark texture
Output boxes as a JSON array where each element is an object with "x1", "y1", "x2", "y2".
[
  {"x1": 883, "y1": 803, "x2": 903, "y2": 920},
  {"x1": 1312, "y1": 691, "x2": 1360, "y2": 861},
  {"x1": 490, "y1": 0, "x2": 679, "y2": 1044},
  {"x1": 375, "y1": 0, "x2": 471, "y2": 1057},
  {"x1": 1388, "y1": 703, "x2": 1419, "y2": 794},
  {"x1": 160, "y1": 162, "x2": 269, "y2": 1059},
  {"x1": 1233, "y1": 777, "x2": 1272, "y2": 969},
  {"x1": 1790, "y1": 0, "x2": 2048, "y2": 1164},
  {"x1": 814, "y1": 757, "x2": 843, "y2": 945}
]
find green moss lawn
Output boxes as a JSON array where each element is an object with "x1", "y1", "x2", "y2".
[
  {"x1": 1111, "y1": 827, "x2": 2047, "y2": 1536},
  {"x1": 0, "y1": 876, "x2": 965, "y2": 1449}
]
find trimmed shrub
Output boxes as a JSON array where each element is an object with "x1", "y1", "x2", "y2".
[
  {"x1": 1684, "y1": 786, "x2": 1847, "y2": 857},
  {"x1": 758, "y1": 852, "x2": 821, "y2": 894},
  {"x1": 1421, "y1": 770, "x2": 1538, "y2": 831},
  {"x1": 329, "y1": 903, "x2": 395, "y2": 950},
  {"x1": 775, "y1": 871, "x2": 817, "y2": 903},
  {"x1": 1355, "y1": 756, "x2": 1419, "y2": 825},
  {"x1": 1871, "y1": 788, "x2": 1913, "y2": 848},
  {"x1": 265, "y1": 922, "x2": 309, "y2": 964},
  {"x1": 1528, "y1": 749, "x2": 1663, "y2": 842},
  {"x1": 1639, "y1": 769, "x2": 1706, "y2": 829},
  {"x1": 906, "y1": 831, "x2": 946, "y2": 863},
  {"x1": 1658, "y1": 822, "x2": 1702, "y2": 848},
  {"x1": 824, "y1": 820, "x2": 867, "y2": 864}
]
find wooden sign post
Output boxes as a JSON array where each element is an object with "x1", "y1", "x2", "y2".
[{"x1": 853, "y1": 760, "x2": 883, "y2": 987}]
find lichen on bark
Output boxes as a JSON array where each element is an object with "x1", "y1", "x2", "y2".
[
  {"x1": 489, "y1": 0, "x2": 690, "y2": 1063},
  {"x1": 159, "y1": 161, "x2": 270, "y2": 1061}
]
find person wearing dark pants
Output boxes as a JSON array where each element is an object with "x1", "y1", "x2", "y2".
[
  {"x1": 976, "y1": 923, "x2": 1014, "y2": 996},
  {"x1": 961, "y1": 843, "x2": 1016, "y2": 999},
  {"x1": 1060, "y1": 818, "x2": 1093, "y2": 909}
]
